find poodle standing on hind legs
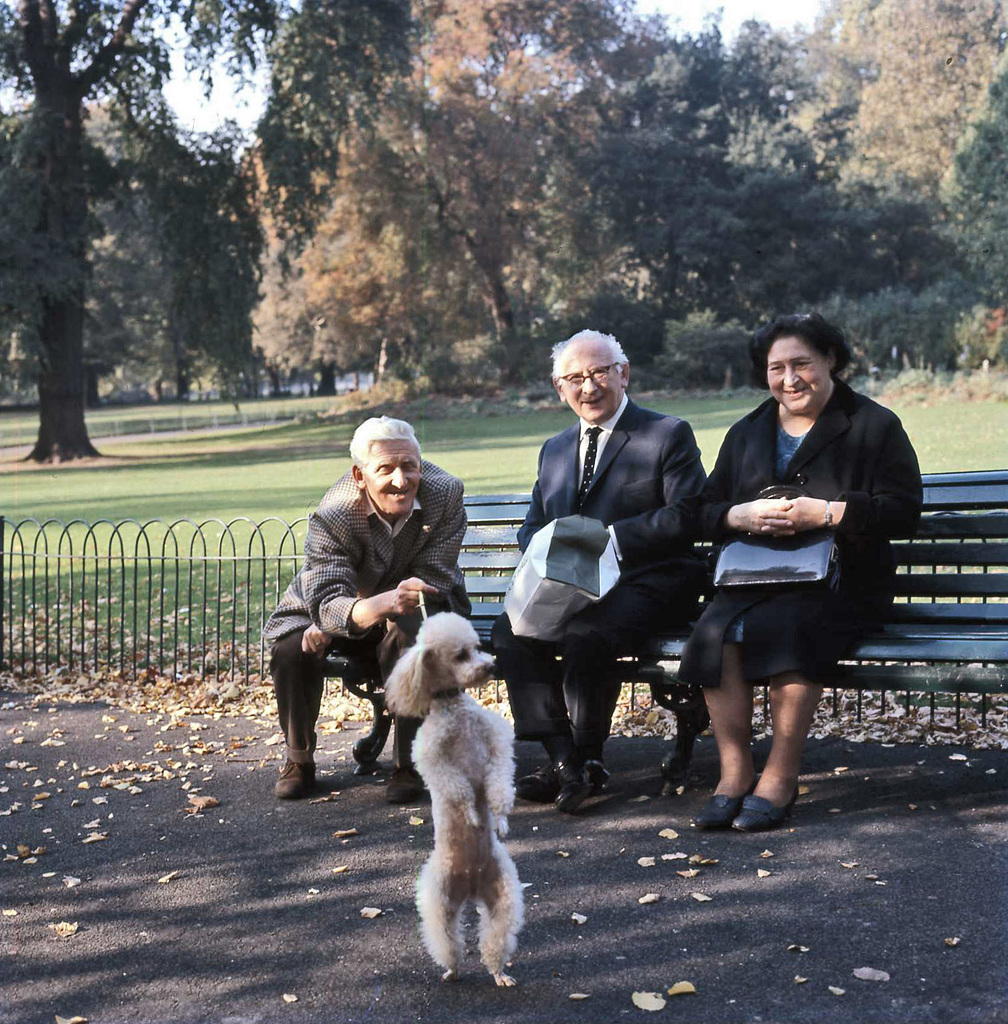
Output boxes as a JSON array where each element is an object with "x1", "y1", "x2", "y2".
[{"x1": 384, "y1": 612, "x2": 524, "y2": 987}]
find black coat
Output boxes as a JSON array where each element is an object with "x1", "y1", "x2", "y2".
[{"x1": 678, "y1": 380, "x2": 923, "y2": 687}]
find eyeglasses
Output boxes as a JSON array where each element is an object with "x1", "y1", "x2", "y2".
[{"x1": 557, "y1": 364, "x2": 618, "y2": 388}]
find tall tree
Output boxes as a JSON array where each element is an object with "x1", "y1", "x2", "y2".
[
  {"x1": 951, "y1": 51, "x2": 1008, "y2": 308},
  {"x1": 0, "y1": 0, "x2": 411, "y2": 461}
]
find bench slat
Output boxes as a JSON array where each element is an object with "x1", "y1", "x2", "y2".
[
  {"x1": 893, "y1": 541, "x2": 1008, "y2": 566},
  {"x1": 893, "y1": 575, "x2": 1008, "y2": 599}
]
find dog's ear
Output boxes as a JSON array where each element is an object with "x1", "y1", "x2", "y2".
[{"x1": 384, "y1": 643, "x2": 436, "y2": 718}]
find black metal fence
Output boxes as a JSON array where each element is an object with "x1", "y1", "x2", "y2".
[{"x1": 0, "y1": 515, "x2": 307, "y2": 682}]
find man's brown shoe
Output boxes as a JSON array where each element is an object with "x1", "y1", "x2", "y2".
[
  {"x1": 275, "y1": 759, "x2": 316, "y2": 799},
  {"x1": 386, "y1": 766, "x2": 425, "y2": 804}
]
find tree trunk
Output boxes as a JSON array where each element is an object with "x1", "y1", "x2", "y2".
[
  {"x1": 266, "y1": 364, "x2": 282, "y2": 397},
  {"x1": 85, "y1": 363, "x2": 100, "y2": 407},
  {"x1": 171, "y1": 322, "x2": 190, "y2": 399},
  {"x1": 27, "y1": 88, "x2": 100, "y2": 461},
  {"x1": 318, "y1": 361, "x2": 336, "y2": 395}
]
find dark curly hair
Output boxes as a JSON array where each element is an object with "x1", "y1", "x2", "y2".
[{"x1": 749, "y1": 313, "x2": 852, "y2": 389}]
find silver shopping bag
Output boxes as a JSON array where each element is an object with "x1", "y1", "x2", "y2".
[{"x1": 504, "y1": 515, "x2": 620, "y2": 640}]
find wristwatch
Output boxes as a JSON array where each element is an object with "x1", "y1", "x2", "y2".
[{"x1": 823, "y1": 500, "x2": 834, "y2": 527}]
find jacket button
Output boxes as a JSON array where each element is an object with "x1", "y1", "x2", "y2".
[{"x1": 795, "y1": 473, "x2": 806, "y2": 485}]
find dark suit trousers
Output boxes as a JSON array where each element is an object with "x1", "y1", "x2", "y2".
[
  {"x1": 269, "y1": 605, "x2": 438, "y2": 767},
  {"x1": 492, "y1": 577, "x2": 698, "y2": 752}
]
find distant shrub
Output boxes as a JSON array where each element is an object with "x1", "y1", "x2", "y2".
[{"x1": 654, "y1": 312, "x2": 751, "y2": 389}]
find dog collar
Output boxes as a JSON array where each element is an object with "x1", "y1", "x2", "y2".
[{"x1": 431, "y1": 687, "x2": 463, "y2": 700}]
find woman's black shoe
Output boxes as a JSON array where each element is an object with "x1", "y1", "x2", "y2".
[
  {"x1": 731, "y1": 788, "x2": 799, "y2": 832},
  {"x1": 694, "y1": 779, "x2": 757, "y2": 829}
]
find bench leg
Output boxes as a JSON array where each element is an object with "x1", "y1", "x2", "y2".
[
  {"x1": 659, "y1": 702, "x2": 710, "y2": 795},
  {"x1": 352, "y1": 693, "x2": 393, "y2": 775}
]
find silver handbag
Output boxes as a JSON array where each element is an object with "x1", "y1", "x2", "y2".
[{"x1": 713, "y1": 486, "x2": 839, "y2": 590}]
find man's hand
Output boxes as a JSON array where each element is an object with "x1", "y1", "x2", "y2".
[
  {"x1": 301, "y1": 624, "x2": 333, "y2": 659},
  {"x1": 389, "y1": 577, "x2": 439, "y2": 618}
]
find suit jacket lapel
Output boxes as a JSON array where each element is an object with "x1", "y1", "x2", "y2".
[
  {"x1": 551, "y1": 425, "x2": 580, "y2": 515},
  {"x1": 746, "y1": 399, "x2": 778, "y2": 487},
  {"x1": 787, "y1": 385, "x2": 852, "y2": 478}
]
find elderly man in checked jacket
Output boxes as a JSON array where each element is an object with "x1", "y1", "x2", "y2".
[{"x1": 262, "y1": 416, "x2": 470, "y2": 803}]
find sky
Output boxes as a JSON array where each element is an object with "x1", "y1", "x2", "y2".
[{"x1": 164, "y1": 0, "x2": 825, "y2": 135}]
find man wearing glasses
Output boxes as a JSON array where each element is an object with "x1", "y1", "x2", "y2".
[{"x1": 492, "y1": 329, "x2": 707, "y2": 813}]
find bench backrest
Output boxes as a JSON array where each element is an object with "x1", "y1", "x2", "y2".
[{"x1": 459, "y1": 472, "x2": 1008, "y2": 629}]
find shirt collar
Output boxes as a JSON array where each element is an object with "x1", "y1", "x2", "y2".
[
  {"x1": 361, "y1": 490, "x2": 422, "y2": 537},
  {"x1": 580, "y1": 392, "x2": 628, "y2": 439}
]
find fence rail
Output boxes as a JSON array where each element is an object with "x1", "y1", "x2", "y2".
[{"x1": 1, "y1": 515, "x2": 307, "y2": 683}]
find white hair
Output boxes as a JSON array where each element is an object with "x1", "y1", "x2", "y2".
[
  {"x1": 349, "y1": 416, "x2": 420, "y2": 467},
  {"x1": 550, "y1": 329, "x2": 629, "y2": 379}
]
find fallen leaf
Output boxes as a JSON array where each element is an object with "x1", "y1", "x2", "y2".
[
  {"x1": 798, "y1": 784, "x2": 810, "y2": 795},
  {"x1": 55, "y1": 1016, "x2": 89, "y2": 1024},
  {"x1": 81, "y1": 832, "x2": 107, "y2": 844},
  {"x1": 637, "y1": 857, "x2": 656, "y2": 867},
  {"x1": 408, "y1": 816, "x2": 424, "y2": 826},
  {"x1": 631, "y1": 991, "x2": 666, "y2": 1011},
  {"x1": 948, "y1": 753, "x2": 968, "y2": 761},
  {"x1": 757, "y1": 868, "x2": 772, "y2": 878},
  {"x1": 661, "y1": 853, "x2": 687, "y2": 861},
  {"x1": 833, "y1": 766, "x2": 849, "y2": 774},
  {"x1": 307, "y1": 888, "x2": 319, "y2": 895},
  {"x1": 308, "y1": 793, "x2": 338, "y2": 804},
  {"x1": 264, "y1": 734, "x2": 284, "y2": 745},
  {"x1": 908, "y1": 803, "x2": 918, "y2": 811},
  {"x1": 630, "y1": 795, "x2": 650, "y2": 803},
  {"x1": 658, "y1": 828, "x2": 679, "y2": 840},
  {"x1": 32, "y1": 792, "x2": 51, "y2": 801},
  {"x1": 794, "y1": 976, "x2": 808, "y2": 984},
  {"x1": 2, "y1": 909, "x2": 17, "y2": 917},
  {"x1": 638, "y1": 893, "x2": 660, "y2": 904},
  {"x1": 666, "y1": 981, "x2": 696, "y2": 996},
  {"x1": 332, "y1": 865, "x2": 349, "y2": 875},
  {"x1": 62, "y1": 876, "x2": 81, "y2": 888},
  {"x1": 360, "y1": 907, "x2": 382, "y2": 919},
  {"x1": 853, "y1": 967, "x2": 890, "y2": 982},
  {"x1": 333, "y1": 828, "x2": 358, "y2": 838},
  {"x1": 690, "y1": 892, "x2": 712, "y2": 902},
  {"x1": 788, "y1": 944, "x2": 810, "y2": 953},
  {"x1": 840, "y1": 862, "x2": 858, "y2": 869},
  {"x1": 759, "y1": 849, "x2": 774, "y2": 858},
  {"x1": 569, "y1": 992, "x2": 590, "y2": 1000},
  {"x1": 829, "y1": 986, "x2": 846, "y2": 996},
  {"x1": 282, "y1": 993, "x2": 298, "y2": 1003},
  {"x1": 571, "y1": 912, "x2": 588, "y2": 925},
  {"x1": 157, "y1": 870, "x2": 180, "y2": 884},
  {"x1": 557, "y1": 850, "x2": 571, "y2": 858},
  {"x1": 944, "y1": 936, "x2": 961, "y2": 947},
  {"x1": 186, "y1": 795, "x2": 220, "y2": 811},
  {"x1": 676, "y1": 869, "x2": 700, "y2": 879},
  {"x1": 49, "y1": 921, "x2": 79, "y2": 938}
]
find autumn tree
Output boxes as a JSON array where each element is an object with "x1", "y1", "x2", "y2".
[{"x1": 0, "y1": 0, "x2": 411, "y2": 461}]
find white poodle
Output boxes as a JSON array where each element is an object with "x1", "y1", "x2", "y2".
[{"x1": 384, "y1": 612, "x2": 524, "y2": 987}]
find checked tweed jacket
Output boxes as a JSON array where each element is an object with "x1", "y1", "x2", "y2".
[{"x1": 262, "y1": 461, "x2": 470, "y2": 645}]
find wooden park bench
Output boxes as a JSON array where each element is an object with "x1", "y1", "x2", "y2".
[{"x1": 328, "y1": 469, "x2": 1008, "y2": 792}]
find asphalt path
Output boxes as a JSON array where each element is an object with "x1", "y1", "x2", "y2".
[{"x1": 2, "y1": 688, "x2": 1007, "y2": 1024}]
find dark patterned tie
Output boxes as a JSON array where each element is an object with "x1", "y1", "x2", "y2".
[{"x1": 577, "y1": 427, "x2": 602, "y2": 509}]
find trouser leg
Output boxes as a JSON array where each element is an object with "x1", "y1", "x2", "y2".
[
  {"x1": 270, "y1": 629, "x2": 326, "y2": 764},
  {"x1": 492, "y1": 612, "x2": 569, "y2": 743}
]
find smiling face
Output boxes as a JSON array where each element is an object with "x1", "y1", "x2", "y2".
[
  {"x1": 766, "y1": 334, "x2": 836, "y2": 425},
  {"x1": 553, "y1": 336, "x2": 629, "y2": 425},
  {"x1": 352, "y1": 439, "x2": 422, "y2": 521}
]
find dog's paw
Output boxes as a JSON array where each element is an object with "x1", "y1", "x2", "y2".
[
  {"x1": 440, "y1": 968, "x2": 460, "y2": 983},
  {"x1": 494, "y1": 816, "x2": 509, "y2": 839},
  {"x1": 492, "y1": 972, "x2": 517, "y2": 988},
  {"x1": 465, "y1": 807, "x2": 480, "y2": 828}
]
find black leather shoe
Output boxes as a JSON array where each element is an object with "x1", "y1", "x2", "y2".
[
  {"x1": 731, "y1": 788, "x2": 799, "y2": 832},
  {"x1": 694, "y1": 779, "x2": 757, "y2": 829},
  {"x1": 515, "y1": 762, "x2": 560, "y2": 803},
  {"x1": 554, "y1": 761, "x2": 592, "y2": 814},
  {"x1": 584, "y1": 759, "x2": 610, "y2": 795},
  {"x1": 274, "y1": 759, "x2": 316, "y2": 800},
  {"x1": 386, "y1": 766, "x2": 425, "y2": 804}
]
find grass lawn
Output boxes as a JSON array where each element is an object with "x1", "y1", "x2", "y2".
[{"x1": 1, "y1": 392, "x2": 1006, "y2": 524}]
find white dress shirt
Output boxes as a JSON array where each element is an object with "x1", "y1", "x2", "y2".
[
  {"x1": 577, "y1": 392, "x2": 628, "y2": 559},
  {"x1": 362, "y1": 492, "x2": 422, "y2": 538}
]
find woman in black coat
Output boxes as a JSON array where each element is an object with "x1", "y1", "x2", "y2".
[{"x1": 678, "y1": 314, "x2": 922, "y2": 831}]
